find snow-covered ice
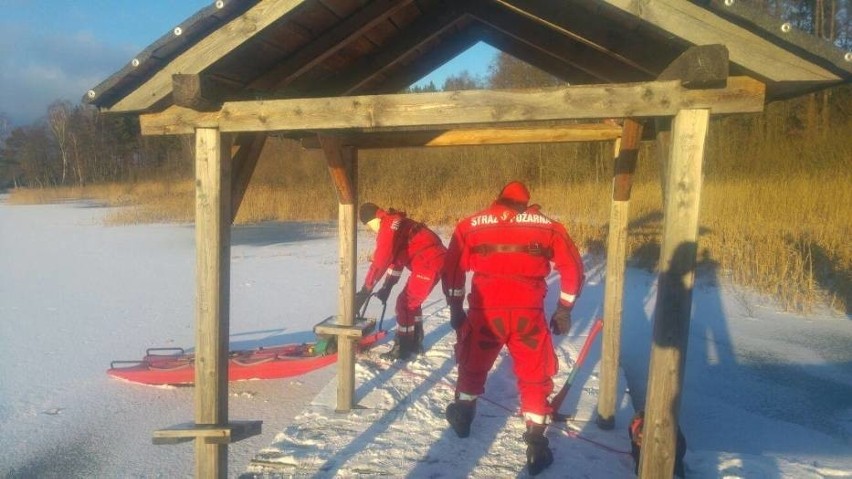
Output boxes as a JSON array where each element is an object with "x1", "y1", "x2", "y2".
[{"x1": 1, "y1": 198, "x2": 850, "y2": 478}]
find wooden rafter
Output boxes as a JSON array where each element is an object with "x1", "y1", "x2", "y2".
[
  {"x1": 471, "y1": 0, "x2": 653, "y2": 81},
  {"x1": 359, "y1": 19, "x2": 481, "y2": 94},
  {"x1": 249, "y1": 0, "x2": 417, "y2": 92},
  {"x1": 140, "y1": 76, "x2": 765, "y2": 136},
  {"x1": 476, "y1": 25, "x2": 602, "y2": 85},
  {"x1": 108, "y1": 0, "x2": 309, "y2": 113},
  {"x1": 494, "y1": 0, "x2": 674, "y2": 76},
  {"x1": 591, "y1": 0, "x2": 841, "y2": 83},
  {"x1": 311, "y1": 7, "x2": 466, "y2": 96}
]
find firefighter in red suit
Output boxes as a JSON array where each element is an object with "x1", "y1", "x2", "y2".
[
  {"x1": 356, "y1": 203, "x2": 446, "y2": 361},
  {"x1": 442, "y1": 181, "x2": 584, "y2": 476}
]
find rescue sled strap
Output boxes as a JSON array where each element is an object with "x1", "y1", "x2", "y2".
[{"x1": 471, "y1": 243, "x2": 552, "y2": 258}]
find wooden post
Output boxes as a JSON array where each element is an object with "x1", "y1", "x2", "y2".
[
  {"x1": 639, "y1": 109, "x2": 709, "y2": 479},
  {"x1": 319, "y1": 135, "x2": 359, "y2": 412},
  {"x1": 596, "y1": 118, "x2": 643, "y2": 429},
  {"x1": 194, "y1": 127, "x2": 232, "y2": 478}
]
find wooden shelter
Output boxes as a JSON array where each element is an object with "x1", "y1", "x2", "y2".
[{"x1": 85, "y1": 1, "x2": 851, "y2": 477}]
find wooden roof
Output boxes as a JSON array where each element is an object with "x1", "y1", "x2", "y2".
[{"x1": 84, "y1": 0, "x2": 852, "y2": 114}]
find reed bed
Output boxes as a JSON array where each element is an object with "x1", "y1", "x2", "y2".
[{"x1": 7, "y1": 119, "x2": 850, "y2": 313}]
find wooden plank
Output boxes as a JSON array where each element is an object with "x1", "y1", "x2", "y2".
[
  {"x1": 219, "y1": 76, "x2": 762, "y2": 130},
  {"x1": 319, "y1": 135, "x2": 356, "y2": 204},
  {"x1": 153, "y1": 421, "x2": 262, "y2": 445},
  {"x1": 657, "y1": 44, "x2": 730, "y2": 89},
  {"x1": 596, "y1": 118, "x2": 643, "y2": 430},
  {"x1": 495, "y1": 0, "x2": 677, "y2": 75},
  {"x1": 172, "y1": 74, "x2": 231, "y2": 112},
  {"x1": 704, "y1": 0, "x2": 852, "y2": 76},
  {"x1": 193, "y1": 127, "x2": 232, "y2": 478},
  {"x1": 314, "y1": 316, "x2": 374, "y2": 338},
  {"x1": 469, "y1": 0, "x2": 651, "y2": 81},
  {"x1": 139, "y1": 76, "x2": 765, "y2": 135},
  {"x1": 300, "y1": 124, "x2": 622, "y2": 149},
  {"x1": 370, "y1": 19, "x2": 479, "y2": 94},
  {"x1": 250, "y1": 0, "x2": 416, "y2": 91},
  {"x1": 311, "y1": 8, "x2": 464, "y2": 96},
  {"x1": 639, "y1": 109, "x2": 709, "y2": 479},
  {"x1": 596, "y1": 0, "x2": 841, "y2": 83},
  {"x1": 476, "y1": 25, "x2": 602, "y2": 85},
  {"x1": 230, "y1": 133, "x2": 268, "y2": 223},
  {"x1": 107, "y1": 0, "x2": 309, "y2": 113}
]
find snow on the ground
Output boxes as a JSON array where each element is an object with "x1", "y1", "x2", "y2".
[
  {"x1": 243, "y1": 298, "x2": 635, "y2": 478},
  {"x1": 1, "y1": 199, "x2": 851, "y2": 478}
]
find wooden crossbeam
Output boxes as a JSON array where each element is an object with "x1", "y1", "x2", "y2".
[
  {"x1": 299, "y1": 124, "x2": 622, "y2": 149},
  {"x1": 153, "y1": 420, "x2": 262, "y2": 445},
  {"x1": 140, "y1": 76, "x2": 764, "y2": 136}
]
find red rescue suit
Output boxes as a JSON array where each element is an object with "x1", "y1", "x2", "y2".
[
  {"x1": 365, "y1": 209, "x2": 446, "y2": 336},
  {"x1": 442, "y1": 202, "x2": 584, "y2": 419}
]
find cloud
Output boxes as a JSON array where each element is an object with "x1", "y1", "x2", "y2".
[{"x1": 0, "y1": 25, "x2": 137, "y2": 125}]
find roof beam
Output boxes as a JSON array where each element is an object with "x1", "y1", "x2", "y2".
[
  {"x1": 310, "y1": 8, "x2": 467, "y2": 96},
  {"x1": 299, "y1": 123, "x2": 623, "y2": 149},
  {"x1": 493, "y1": 0, "x2": 673, "y2": 76},
  {"x1": 367, "y1": 19, "x2": 481, "y2": 94},
  {"x1": 467, "y1": 0, "x2": 648, "y2": 83},
  {"x1": 106, "y1": 0, "x2": 310, "y2": 113},
  {"x1": 589, "y1": 0, "x2": 841, "y2": 84},
  {"x1": 475, "y1": 25, "x2": 602, "y2": 85},
  {"x1": 139, "y1": 76, "x2": 765, "y2": 135},
  {"x1": 249, "y1": 0, "x2": 417, "y2": 92}
]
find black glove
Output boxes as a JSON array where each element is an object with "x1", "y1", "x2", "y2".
[
  {"x1": 355, "y1": 286, "x2": 371, "y2": 312},
  {"x1": 449, "y1": 302, "x2": 467, "y2": 330},
  {"x1": 550, "y1": 304, "x2": 572, "y2": 335},
  {"x1": 375, "y1": 283, "x2": 393, "y2": 304}
]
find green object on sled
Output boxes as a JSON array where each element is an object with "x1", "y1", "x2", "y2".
[{"x1": 313, "y1": 336, "x2": 337, "y2": 356}]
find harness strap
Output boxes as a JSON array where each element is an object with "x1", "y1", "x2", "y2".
[{"x1": 471, "y1": 243, "x2": 553, "y2": 258}]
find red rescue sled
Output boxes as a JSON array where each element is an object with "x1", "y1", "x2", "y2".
[{"x1": 107, "y1": 330, "x2": 387, "y2": 386}]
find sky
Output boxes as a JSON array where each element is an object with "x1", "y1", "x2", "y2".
[
  {"x1": 1, "y1": 198, "x2": 850, "y2": 477},
  {"x1": 0, "y1": 0, "x2": 496, "y2": 126}
]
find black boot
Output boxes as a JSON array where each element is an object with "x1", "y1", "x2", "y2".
[
  {"x1": 413, "y1": 322, "x2": 424, "y2": 354},
  {"x1": 445, "y1": 399, "x2": 476, "y2": 438},
  {"x1": 523, "y1": 423, "x2": 553, "y2": 476},
  {"x1": 380, "y1": 335, "x2": 415, "y2": 361}
]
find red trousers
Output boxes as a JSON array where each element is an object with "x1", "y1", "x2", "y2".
[
  {"x1": 395, "y1": 268, "x2": 441, "y2": 335},
  {"x1": 455, "y1": 307, "x2": 558, "y2": 417}
]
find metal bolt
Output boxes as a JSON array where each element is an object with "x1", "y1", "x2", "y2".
[
  {"x1": 131, "y1": 58, "x2": 140, "y2": 68},
  {"x1": 87, "y1": 90, "x2": 96, "y2": 99},
  {"x1": 174, "y1": 27, "x2": 183, "y2": 36},
  {"x1": 780, "y1": 22, "x2": 792, "y2": 33}
]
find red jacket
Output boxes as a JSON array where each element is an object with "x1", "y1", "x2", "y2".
[
  {"x1": 442, "y1": 202, "x2": 584, "y2": 309},
  {"x1": 364, "y1": 210, "x2": 446, "y2": 290}
]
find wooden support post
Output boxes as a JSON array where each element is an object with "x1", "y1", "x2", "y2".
[
  {"x1": 639, "y1": 109, "x2": 709, "y2": 479},
  {"x1": 596, "y1": 118, "x2": 643, "y2": 430},
  {"x1": 194, "y1": 127, "x2": 232, "y2": 478},
  {"x1": 230, "y1": 133, "x2": 267, "y2": 223},
  {"x1": 319, "y1": 135, "x2": 358, "y2": 412}
]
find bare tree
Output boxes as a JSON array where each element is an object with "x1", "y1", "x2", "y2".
[{"x1": 48, "y1": 101, "x2": 71, "y2": 185}]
